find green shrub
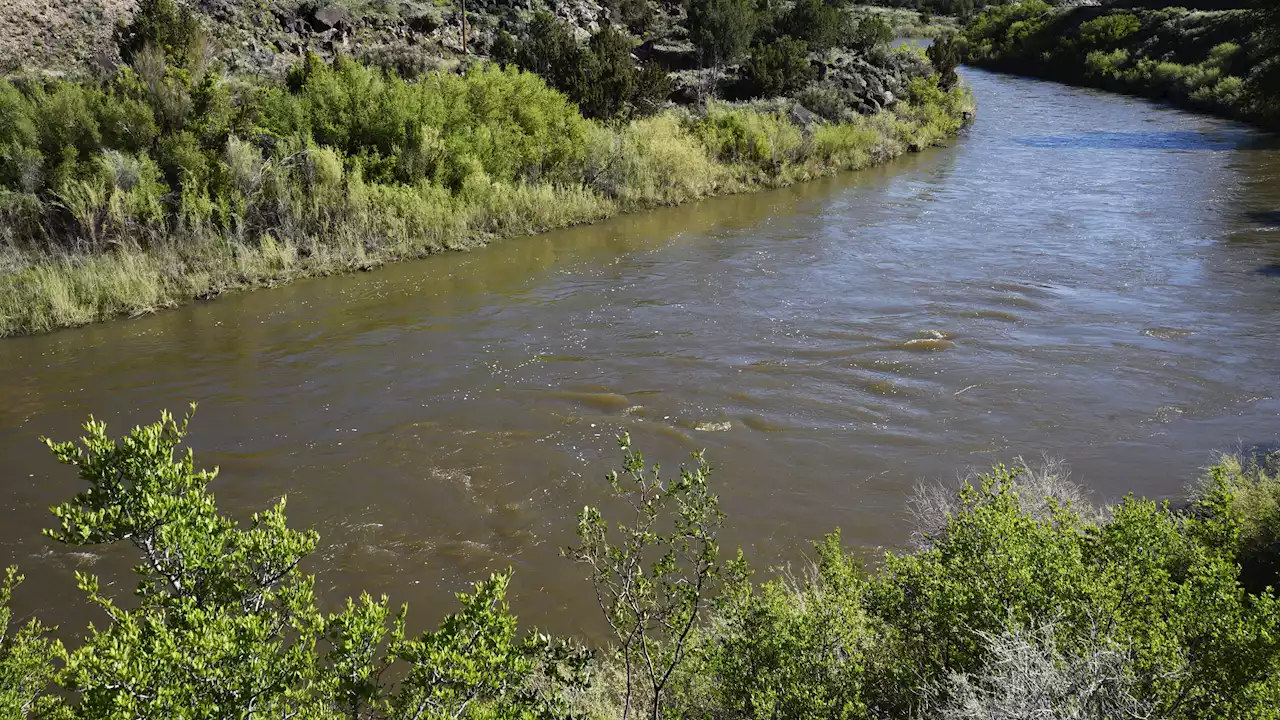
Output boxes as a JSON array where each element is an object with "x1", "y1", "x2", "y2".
[
  {"x1": 116, "y1": 0, "x2": 203, "y2": 67},
  {"x1": 694, "y1": 104, "x2": 804, "y2": 171},
  {"x1": 687, "y1": 0, "x2": 760, "y2": 67},
  {"x1": 743, "y1": 37, "x2": 815, "y2": 98},
  {"x1": 0, "y1": 567, "x2": 60, "y2": 718},
  {"x1": 927, "y1": 34, "x2": 963, "y2": 88},
  {"x1": 673, "y1": 532, "x2": 870, "y2": 719},
  {"x1": 1078, "y1": 13, "x2": 1141, "y2": 48},
  {"x1": 585, "y1": 113, "x2": 721, "y2": 204},
  {"x1": 1085, "y1": 48, "x2": 1130, "y2": 79},
  {"x1": 851, "y1": 15, "x2": 895, "y2": 51},
  {"x1": 513, "y1": 12, "x2": 586, "y2": 101},
  {"x1": 1194, "y1": 452, "x2": 1280, "y2": 593},
  {"x1": 865, "y1": 465, "x2": 1280, "y2": 718},
  {"x1": 777, "y1": 0, "x2": 851, "y2": 53},
  {"x1": 512, "y1": 18, "x2": 670, "y2": 120}
]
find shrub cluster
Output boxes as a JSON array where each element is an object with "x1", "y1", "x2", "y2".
[{"x1": 3, "y1": 413, "x2": 1279, "y2": 719}]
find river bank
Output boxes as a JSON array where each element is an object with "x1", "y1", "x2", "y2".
[
  {"x1": 0, "y1": 80, "x2": 969, "y2": 338},
  {"x1": 958, "y1": 2, "x2": 1278, "y2": 131}
]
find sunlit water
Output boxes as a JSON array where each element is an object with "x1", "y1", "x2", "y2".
[{"x1": 2, "y1": 68, "x2": 1278, "y2": 637}]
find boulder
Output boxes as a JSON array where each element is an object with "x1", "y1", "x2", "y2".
[{"x1": 309, "y1": 4, "x2": 351, "y2": 32}]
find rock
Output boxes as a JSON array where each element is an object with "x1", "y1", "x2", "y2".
[
  {"x1": 309, "y1": 5, "x2": 351, "y2": 32},
  {"x1": 788, "y1": 103, "x2": 820, "y2": 131},
  {"x1": 407, "y1": 10, "x2": 442, "y2": 34}
]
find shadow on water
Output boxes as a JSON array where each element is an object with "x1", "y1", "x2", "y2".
[
  {"x1": 1245, "y1": 210, "x2": 1280, "y2": 227},
  {"x1": 1014, "y1": 130, "x2": 1271, "y2": 151},
  {"x1": 1257, "y1": 264, "x2": 1280, "y2": 276}
]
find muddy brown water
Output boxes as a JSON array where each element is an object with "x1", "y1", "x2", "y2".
[{"x1": 2, "y1": 68, "x2": 1279, "y2": 639}]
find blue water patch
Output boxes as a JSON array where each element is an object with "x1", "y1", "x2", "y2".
[{"x1": 1014, "y1": 130, "x2": 1266, "y2": 151}]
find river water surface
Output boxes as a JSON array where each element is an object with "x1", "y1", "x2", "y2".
[{"x1": 2, "y1": 68, "x2": 1279, "y2": 636}]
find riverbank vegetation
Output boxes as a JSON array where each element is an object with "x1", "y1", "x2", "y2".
[
  {"x1": 957, "y1": 0, "x2": 1280, "y2": 129},
  {"x1": 3, "y1": 408, "x2": 1279, "y2": 718},
  {"x1": 0, "y1": 0, "x2": 971, "y2": 338}
]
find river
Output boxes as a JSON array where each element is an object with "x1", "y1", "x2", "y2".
[{"x1": 2, "y1": 68, "x2": 1278, "y2": 637}]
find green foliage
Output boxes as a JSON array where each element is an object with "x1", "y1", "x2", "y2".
[
  {"x1": 116, "y1": 0, "x2": 204, "y2": 67},
  {"x1": 0, "y1": 49, "x2": 969, "y2": 335},
  {"x1": 565, "y1": 433, "x2": 727, "y2": 720},
  {"x1": 850, "y1": 15, "x2": 894, "y2": 51},
  {"x1": 743, "y1": 37, "x2": 815, "y2": 98},
  {"x1": 608, "y1": 0, "x2": 655, "y2": 36},
  {"x1": 1078, "y1": 13, "x2": 1141, "y2": 47},
  {"x1": 687, "y1": 0, "x2": 760, "y2": 67},
  {"x1": 864, "y1": 466, "x2": 1280, "y2": 718},
  {"x1": 511, "y1": 17, "x2": 670, "y2": 120},
  {"x1": 0, "y1": 568, "x2": 61, "y2": 718},
  {"x1": 39, "y1": 408, "x2": 589, "y2": 719},
  {"x1": 777, "y1": 0, "x2": 851, "y2": 53},
  {"x1": 1194, "y1": 453, "x2": 1280, "y2": 593},
  {"x1": 962, "y1": 3, "x2": 1277, "y2": 128},
  {"x1": 579, "y1": 26, "x2": 669, "y2": 120},
  {"x1": 926, "y1": 34, "x2": 962, "y2": 88},
  {"x1": 693, "y1": 104, "x2": 804, "y2": 171},
  {"x1": 674, "y1": 532, "x2": 869, "y2": 719}
]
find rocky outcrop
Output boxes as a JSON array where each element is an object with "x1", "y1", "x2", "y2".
[{"x1": 0, "y1": 0, "x2": 611, "y2": 76}]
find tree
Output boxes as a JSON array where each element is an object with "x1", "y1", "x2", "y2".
[
  {"x1": 565, "y1": 434, "x2": 727, "y2": 720},
  {"x1": 850, "y1": 15, "x2": 893, "y2": 51},
  {"x1": 516, "y1": 12, "x2": 587, "y2": 98},
  {"x1": 687, "y1": 0, "x2": 760, "y2": 67},
  {"x1": 927, "y1": 34, "x2": 962, "y2": 89},
  {"x1": 777, "y1": 0, "x2": 851, "y2": 53},
  {"x1": 744, "y1": 37, "x2": 815, "y2": 98},
  {"x1": 514, "y1": 20, "x2": 671, "y2": 120}
]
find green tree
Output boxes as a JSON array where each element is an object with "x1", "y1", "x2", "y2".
[
  {"x1": 515, "y1": 12, "x2": 587, "y2": 98},
  {"x1": 687, "y1": 0, "x2": 760, "y2": 67},
  {"x1": 581, "y1": 25, "x2": 640, "y2": 120},
  {"x1": 777, "y1": 0, "x2": 851, "y2": 53},
  {"x1": 744, "y1": 37, "x2": 815, "y2": 98},
  {"x1": 927, "y1": 34, "x2": 962, "y2": 88},
  {"x1": 565, "y1": 434, "x2": 727, "y2": 720},
  {"x1": 850, "y1": 15, "x2": 893, "y2": 51}
]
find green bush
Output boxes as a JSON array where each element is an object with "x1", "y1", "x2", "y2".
[
  {"x1": 743, "y1": 37, "x2": 815, "y2": 98},
  {"x1": 694, "y1": 104, "x2": 804, "y2": 170},
  {"x1": 0, "y1": 568, "x2": 60, "y2": 718},
  {"x1": 777, "y1": 0, "x2": 852, "y2": 53},
  {"x1": 927, "y1": 34, "x2": 963, "y2": 88},
  {"x1": 865, "y1": 466, "x2": 1280, "y2": 718},
  {"x1": 1194, "y1": 452, "x2": 1280, "y2": 593},
  {"x1": 37, "y1": 408, "x2": 590, "y2": 719},
  {"x1": 687, "y1": 0, "x2": 760, "y2": 67},
  {"x1": 673, "y1": 532, "x2": 870, "y2": 719},
  {"x1": 851, "y1": 15, "x2": 895, "y2": 51},
  {"x1": 512, "y1": 17, "x2": 670, "y2": 120},
  {"x1": 116, "y1": 0, "x2": 204, "y2": 67},
  {"x1": 1078, "y1": 13, "x2": 1141, "y2": 48}
]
